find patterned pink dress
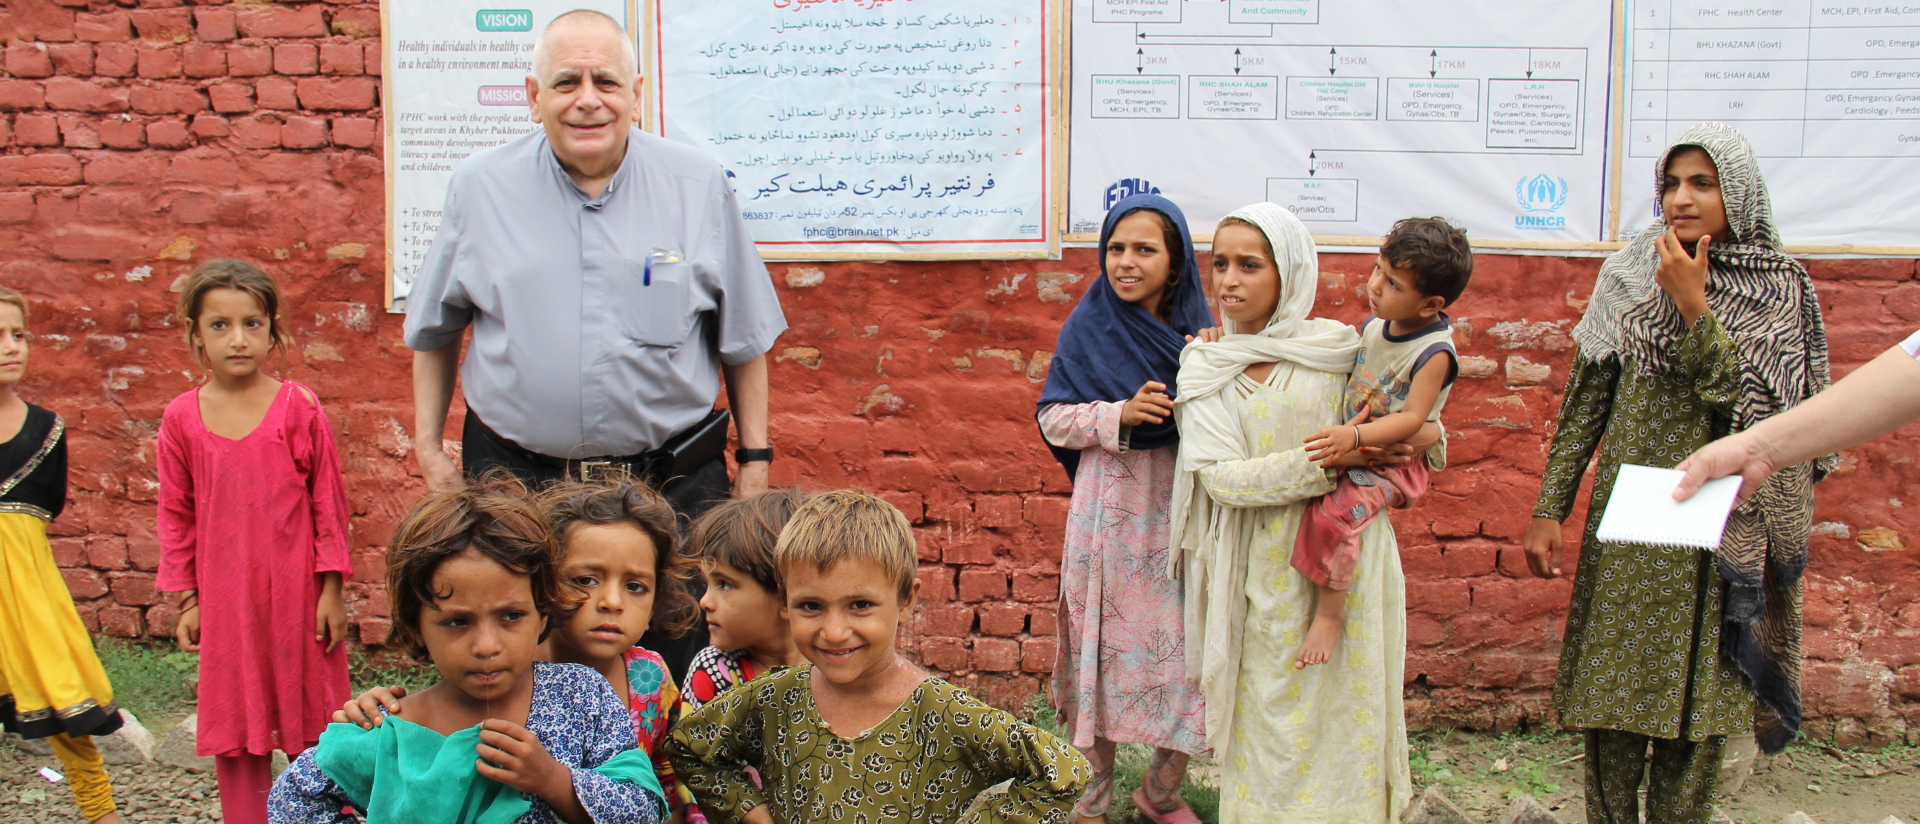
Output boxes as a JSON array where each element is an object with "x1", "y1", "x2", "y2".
[
  {"x1": 157, "y1": 381, "x2": 352, "y2": 757},
  {"x1": 1039, "y1": 402, "x2": 1206, "y2": 755}
]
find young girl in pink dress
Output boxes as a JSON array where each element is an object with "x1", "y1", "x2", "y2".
[{"x1": 157, "y1": 260, "x2": 353, "y2": 824}]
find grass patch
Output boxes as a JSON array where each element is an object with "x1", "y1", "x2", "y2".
[
  {"x1": 1024, "y1": 695, "x2": 1221, "y2": 823},
  {"x1": 94, "y1": 639, "x2": 440, "y2": 722},
  {"x1": 94, "y1": 638, "x2": 198, "y2": 720},
  {"x1": 348, "y1": 649, "x2": 438, "y2": 696}
]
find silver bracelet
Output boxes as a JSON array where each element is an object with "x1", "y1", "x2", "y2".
[{"x1": 1353, "y1": 425, "x2": 1363, "y2": 448}]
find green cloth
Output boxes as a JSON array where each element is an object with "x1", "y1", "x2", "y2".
[
  {"x1": 665, "y1": 667, "x2": 1091, "y2": 824},
  {"x1": 1533, "y1": 315, "x2": 1756, "y2": 741},
  {"x1": 314, "y1": 719, "x2": 664, "y2": 824}
]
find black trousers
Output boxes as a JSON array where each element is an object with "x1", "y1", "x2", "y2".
[{"x1": 461, "y1": 408, "x2": 724, "y2": 683}]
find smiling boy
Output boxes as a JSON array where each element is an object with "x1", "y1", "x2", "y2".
[{"x1": 665, "y1": 490, "x2": 1091, "y2": 824}]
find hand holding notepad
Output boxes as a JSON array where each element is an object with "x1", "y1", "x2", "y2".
[{"x1": 1595, "y1": 464, "x2": 1743, "y2": 550}]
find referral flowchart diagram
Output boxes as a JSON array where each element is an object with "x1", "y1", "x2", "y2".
[{"x1": 1068, "y1": 0, "x2": 1614, "y2": 244}]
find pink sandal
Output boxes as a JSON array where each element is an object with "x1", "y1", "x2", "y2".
[{"x1": 1132, "y1": 788, "x2": 1203, "y2": 824}]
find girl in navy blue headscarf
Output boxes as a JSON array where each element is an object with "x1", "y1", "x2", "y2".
[{"x1": 1036, "y1": 195, "x2": 1214, "y2": 824}]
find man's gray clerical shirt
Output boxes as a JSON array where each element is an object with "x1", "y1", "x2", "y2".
[{"x1": 403, "y1": 128, "x2": 786, "y2": 458}]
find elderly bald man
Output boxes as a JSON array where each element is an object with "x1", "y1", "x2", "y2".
[
  {"x1": 406, "y1": 10, "x2": 784, "y2": 511},
  {"x1": 404, "y1": 11, "x2": 783, "y2": 677}
]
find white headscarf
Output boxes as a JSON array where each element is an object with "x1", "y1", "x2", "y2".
[{"x1": 1168, "y1": 203, "x2": 1360, "y2": 756}]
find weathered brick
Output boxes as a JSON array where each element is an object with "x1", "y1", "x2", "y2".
[
  {"x1": 916, "y1": 564, "x2": 954, "y2": 602},
  {"x1": 107, "y1": 571, "x2": 158, "y2": 606},
  {"x1": 136, "y1": 45, "x2": 181, "y2": 79},
  {"x1": 879, "y1": 490, "x2": 924, "y2": 524},
  {"x1": 130, "y1": 84, "x2": 206, "y2": 115},
  {"x1": 189, "y1": 113, "x2": 230, "y2": 139},
  {"x1": 0, "y1": 81, "x2": 47, "y2": 111},
  {"x1": 972, "y1": 637, "x2": 1019, "y2": 672},
  {"x1": 47, "y1": 43, "x2": 93, "y2": 76},
  {"x1": 296, "y1": 76, "x2": 377, "y2": 111},
  {"x1": 951, "y1": 460, "x2": 1043, "y2": 493},
  {"x1": 125, "y1": 520, "x2": 161, "y2": 571},
  {"x1": 1028, "y1": 605, "x2": 1057, "y2": 636},
  {"x1": 977, "y1": 603, "x2": 1027, "y2": 637},
  {"x1": 14, "y1": 114, "x2": 60, "y2": 147},
  {"x1": 208, "y1": 82, "x2": 255, "y2": 114},
  {"x1": 128, "y1": 8, "x2": 192, "y2": 41},
  {"x1": 146, "y1": 603, "x2": 180, "y2": 639},
  {"x1": 330, "y1": 7, "x2": 382, "y2": 38},
  {"x1": 1020, "y1": 638, "x2": 1056, "y2": 673},
  {"x1": 275, "y1": 43, "x2": 319, "y2": 76},
  {"x1": 44, "y1": 78, "x2": 129, "y2": 112},
  {"x1": 50, "y1": 536, "x2": 87, "y2": 566},
  {"x1": 957, "y1": 567, "x2": 1007, "y2": 602},
  {"x1": 918, "y1": 637, "x2": 968, "y2": 672},
  {"x1": 74, "y1": 12, "x2": 132, "y2": 43},
  {"x1": 974, "y1": 495, "x2": 1023, "y2": 529},
  {"x1": 281, "y1": 115, "x2": 328, "y2": 149},
  {"x1": 1021, "y1": 495, "x2": 1069, "y2": 532},
  {"x1": 917, "y1": 604, "x2": 973, "y2": 638},
  {"x1": 356, "y1": 617, "x2": 392, "y2": 646},
  {"x1": 97, "y1": 605, "x2": 143, "y2": 638},
  {"x1": 228, "y1": 46, "x2": 272, "y2": 77},
  {"x1": 144, "y1": 118, "x2": 191, "y2": 149},
  {"x1": 93, "y1": 43, "x2": 136, "y2": 78},
  {"x1": 236, "y1": 6, "x2": 327, "y2": 38},
  {"x1": 61, "y1": 567, "x2": 109, "y2": 600},
  {"x1": 320, "y1": 42, "x2": 364, "y2": 75},
  {"x1": 364, "y1": 43, "x2": 383, "y2": 76},
  {"x1": 7, "y1": 43, "x2": 54, "y2": 78},
  {"x1": 330, "y1": 116, "x2": 378, "y2": 149},
  {"x1": 232, "y1": 115, "x2": 281, "y2": 150},
  {"x1": 256, "y1": 76, "x2": 298, "y2": 110},
  {"x1": 1011, "y1": 571, "x2": 1058, "y2": 603},
  {"x1": 182, "y1": 44, "x2": 226, "y2": 79},
  {"x1": 194, "y1": 8, "x2": 237, "y2": 42},
  {"x1": 0, "y1": 154, "x2": 84, "y2": 185}
]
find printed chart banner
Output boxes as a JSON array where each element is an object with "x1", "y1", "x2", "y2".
[
  {"x1": 1067, "y1": 0, "x2": 1614, "y2": 246},
  {"x1": 384, "y1": 2, "x2": 633, "y2": 307},
  {"x1": 1618, "y1": 0, "x2": 1920, "y2": 249},
  {"x1": 654, "y1": 0, "x2": 1056, "y2": 258}
]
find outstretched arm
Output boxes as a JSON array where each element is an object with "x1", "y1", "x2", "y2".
[{"x1": 1677, "y1": 340, "x2": 1920, "y2": 503}]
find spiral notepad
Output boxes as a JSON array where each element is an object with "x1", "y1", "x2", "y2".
[{"x1": 1594, "y1": 464, "x2": 1743, "y2": 550}]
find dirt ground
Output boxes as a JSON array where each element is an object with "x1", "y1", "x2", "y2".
[{"x1": 1413, "y1": 728, "x2": 1920, "y2": 824}]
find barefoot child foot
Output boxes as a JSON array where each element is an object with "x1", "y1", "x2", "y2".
[{"x1": 1296, "y1": 585, "x2": 1347, "y2": 668}]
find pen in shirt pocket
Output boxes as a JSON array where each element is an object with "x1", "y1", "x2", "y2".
[{"x1": 645, "y1": 247, "x2": 684, "y2": 286}]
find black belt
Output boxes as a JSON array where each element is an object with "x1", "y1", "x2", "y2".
[{"x1": 471, "y1": 408, "x2": 731, "y2": 483}]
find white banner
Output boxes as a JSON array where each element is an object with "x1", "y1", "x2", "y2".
[
  {"x1": 384, "y1": 2, "x2": 634, "y2": 307},
  {"x1": 1067, "y1": 0, "x2": 1613, "y2": 246},
  {"x1": 1618, "y1": 0, "x2": 1920, "y2": 249},
  {"x1": 654, "y1": 0, "x2": 1056, "y2": 258}
]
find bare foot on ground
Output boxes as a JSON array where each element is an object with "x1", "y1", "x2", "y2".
[{"x1": 1296, "y1": 612, "x2": 1345, "y2": 669}]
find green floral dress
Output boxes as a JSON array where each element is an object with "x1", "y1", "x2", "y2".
[
  {"x1": 1534, "y1": 314, "x2": 1755, "y2": 740},
  {"x1": 664, "y1": 667, "x2": 1091, "y2": 824}
]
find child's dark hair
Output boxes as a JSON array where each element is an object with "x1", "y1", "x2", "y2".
[
  {"x1": 386, "y1": 474, "x2": 570, "y2": 663},
  {"x1": 1379, "y1": 217, "x2": 1473, "y2": 306},
  {"x1": 1113, "y1": 207, "x2": 1186, "y2": 320},
  {"x1": 176, "y1": 259, "x2": 294, "y2": 367},
  {"x1": 687, "y1": 488, "x2": 807, "y2": 595},
  {"x1": 539, "y1": 474, "x2": 701, "y2": 636}
]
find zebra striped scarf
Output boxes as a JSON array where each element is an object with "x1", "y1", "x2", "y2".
[{"x1": 1573, "y1": 122, "x2": 1832, "y2": 753}]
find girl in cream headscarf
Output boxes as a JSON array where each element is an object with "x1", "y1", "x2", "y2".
[{"x1": 1171, "y1": 204, "x2": 1440, "y2": 823}]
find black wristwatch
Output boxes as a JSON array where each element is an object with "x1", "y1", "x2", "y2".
[{"x1": 734, "y1": 447, "x2": 774, "y2": 465}]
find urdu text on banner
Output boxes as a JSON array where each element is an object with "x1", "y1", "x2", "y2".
[{"x1": 654, "y1": 0, "x2": 1057, "y2": 259}]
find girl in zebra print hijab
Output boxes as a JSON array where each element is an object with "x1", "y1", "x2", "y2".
[{"x1": 1572, "y1": 121, "x2": 1832, "y2": 755}]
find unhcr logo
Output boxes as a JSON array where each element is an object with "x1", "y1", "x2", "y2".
[{"x1": 1514, "y1": 174, "x2": 1569, "y2": 230}]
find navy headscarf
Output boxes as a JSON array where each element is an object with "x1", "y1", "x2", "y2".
[{"x1": 1037, "y1": 194, "x2": 1215, "y2": 479}]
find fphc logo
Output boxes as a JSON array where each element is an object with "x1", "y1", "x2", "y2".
[
  {"x1": 1515, "y1": 174, "x2": 1569, "y2": 214},
  {"x1": 1104, "y1": 178, "x2": 1161, "y2": 211}
]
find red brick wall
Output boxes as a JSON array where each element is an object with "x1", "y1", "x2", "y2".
[{"x1": 6, "y1": 1, "x2": 1920, "y2": 740}]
